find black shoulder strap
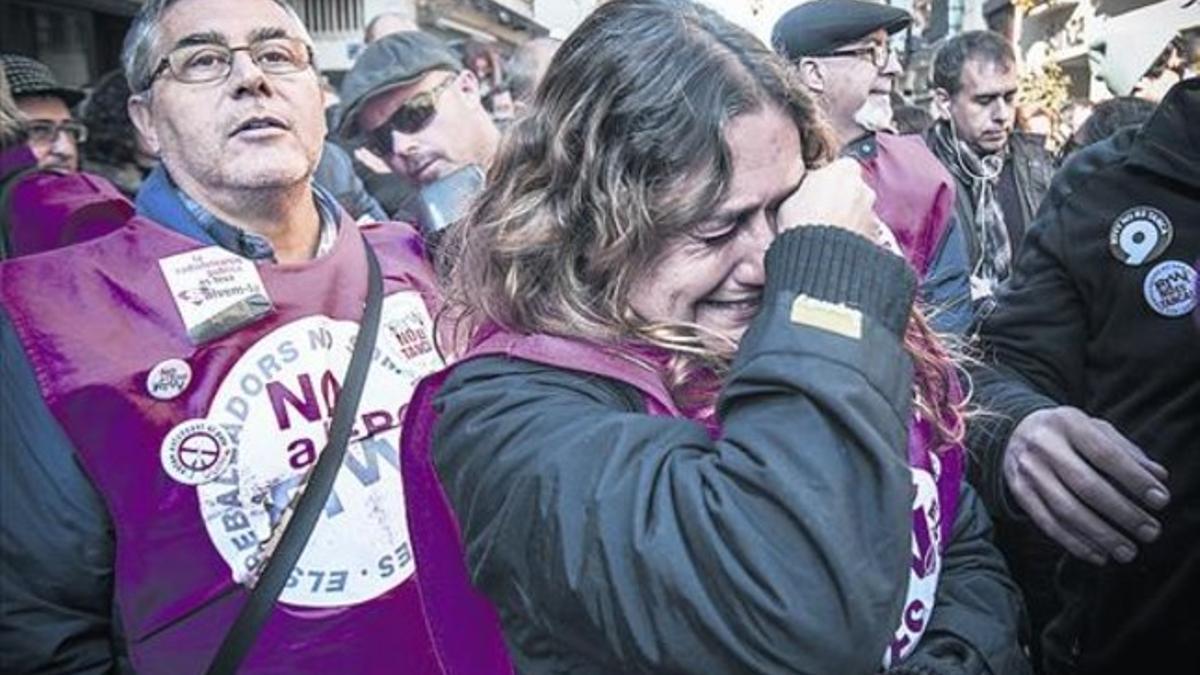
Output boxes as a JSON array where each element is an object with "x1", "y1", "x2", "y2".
[{"x1": 206, "y1": 237, "x2": 385, "y2": 674}]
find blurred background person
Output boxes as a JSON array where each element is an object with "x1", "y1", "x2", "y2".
[
  {"x1": 890, "y1": 91, "x2": 934, "y2": 134},
  {"x1": 1063, "y1": 98, "x2": 1094, "y2": 140},
  {"x1": 1131, "y1": 39, "x2": 1186, "y2": 103},
  {"x1": 313, "y1": 139, "x2": 388, "y2": 222},
  {"x1": 0, "y1": 63, "x2": 131, "y2": 260},
  {"x1": 506, "y1": 37, "x2": 561, "y2": 113},
  {"x1": 1090, "y1": 3, "x2": 1199, "y2": 104},
  {"x1": 1183, "y1": 26, "x2": 1200, "y2": 79},
  {"x1": 925, "y1": 30, "x2": 1054, "y2": 309},
  {"x1": 363, "y1": 11, "x2": 420, "y2": 44},
  {"x1": 0, "y1": 53, "x2": 86, "y2": 174},
  {"x1": 78, "y1": 69, "x2": 156, "y2": 197},
  {"x1": 1015, "y1": 101, "x2": 1055, "y2": 149},
  {"x1": 0, "y1": 64, "x2": 24, "y2": 151},
  {"x1": 461, "y1": 40, "x2": 504, "y2": 114},
  {"x1": 1059, "y1": 96, "x2": 1156, "y2": 159},
  {"x1": 893, "y1": 103, "x2": 934, "y2": 134}
]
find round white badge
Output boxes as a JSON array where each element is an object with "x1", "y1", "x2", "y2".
[
  {"x1": 160, "y1": 419, "x2": 235, "y2": 485},
  {"x1": 194, "y1": 292, "x2": 444, "y2": 608},
  {"x1": 1109, "y1": 206, "x2": 1173, "y2": 266},
  {"x1": 146, "y1": 358, "x2": 193, "y2": 400},
  {"x1": 1143, "y1": 260, "x2": 1198, "y2": 318}
]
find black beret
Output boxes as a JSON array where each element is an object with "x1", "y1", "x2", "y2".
[{"x1": 772, "y1": 0, "x2": 912, "y2": 60}]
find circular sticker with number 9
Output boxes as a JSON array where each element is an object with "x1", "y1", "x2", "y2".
[{"x1": 1109, "y1": 206, "x2": 1173, "y2": 266}]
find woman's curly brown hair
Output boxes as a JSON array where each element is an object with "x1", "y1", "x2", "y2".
[{"x1": 440, "y1": 0, "x2": 964, "y2": 449}]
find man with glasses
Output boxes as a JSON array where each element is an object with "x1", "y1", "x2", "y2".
[
  {"x1": 774, "y1": 0, "x2": 973, "y2": 334},
  {"x1": 338, "y1": 32, "x2": 500, "y2": 191},
  {"x1": 0, "y1": 0, "x2": 509, "y2": 672},
  {"x1": 0, "y1": 59, "x2": 132, "y2": 260},
  {"x1": 0, "y1": 54, "x2": 87, "y2": 173}
]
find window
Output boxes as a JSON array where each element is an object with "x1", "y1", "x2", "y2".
[{"x1": 293, "y1": 0, "x2": 365, "y2": 36}]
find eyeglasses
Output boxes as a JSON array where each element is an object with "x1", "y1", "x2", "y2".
[
  {"x1": 25, "y1": 119, "x2": 88, "y2": 145},
  {"x1": 146, "y1": 37, "x2": 314, "y2": 89},
  {"x1": 363, "y1": 77, "x2": 456, "y2": 157},
  {"x1": 823, "y1": 42, "x2": 900, "y2": 70}
]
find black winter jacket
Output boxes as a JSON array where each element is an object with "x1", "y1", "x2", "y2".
[
  {"x1": 433, "y1": 227, "x2": 1030, "y2": 674},
  {"x1": 967, "y1": 78, "x2": 1200, "y2": 674}
]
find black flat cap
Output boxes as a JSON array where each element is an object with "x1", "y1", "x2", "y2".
[
  {"x1": 772, "y1": 0, "x2": 912, "y2": 60},
  {"x1": 337, "y1": 31, "x2": 462, "y2": 139}
]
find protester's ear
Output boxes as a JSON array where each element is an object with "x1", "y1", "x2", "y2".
[
  {"x1": 127, "y1": 94, "x2": 161, "y2": 155},
  {"x1": 796, "y1": 58, "x2": 825, "y2": 94}
]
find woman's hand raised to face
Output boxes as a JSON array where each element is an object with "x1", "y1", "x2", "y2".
[{"x1": 776, "y1": 158, "x2": 881, "y2": 242}]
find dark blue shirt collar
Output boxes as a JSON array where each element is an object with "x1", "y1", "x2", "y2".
[{"x1": 135, "y1": 165, "x2": 340, "y2": 262}]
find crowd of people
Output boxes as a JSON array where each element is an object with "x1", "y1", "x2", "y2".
[{"x1": 0, "y1": 0, "x2": 1196, "y2": 674}]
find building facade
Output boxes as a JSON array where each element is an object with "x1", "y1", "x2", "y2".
[
  {"x1": 0, "y1": 0, "x2": 572, "y2": 90},
  {"x1": 0, "y1": 0, "x2": 140, "y2": 87}
]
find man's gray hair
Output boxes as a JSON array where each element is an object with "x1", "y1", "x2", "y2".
[{"x1": 122, "y1": 0, "x2": 309, "y2": 93}]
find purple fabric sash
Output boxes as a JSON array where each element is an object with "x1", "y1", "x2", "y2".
[
  {"x1": 0, "y1": 216, "x2": 510, "y2": 673},
  {"x1": 863, "y1": 133, "x2": 957, "y2": 278},
  {"x1": 1, "y1": 144, "x2": 134, "y2": 257}
]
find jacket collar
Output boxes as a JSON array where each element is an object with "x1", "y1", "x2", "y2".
[
  {"x1": 1127, "y1": 77, "x2": 1200, "y2": 190},
  {"x1": 134, "y1": 165, "x2": 341, "y2": 261}
]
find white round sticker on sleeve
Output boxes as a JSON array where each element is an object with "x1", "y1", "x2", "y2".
[{"x1": 1143, "y1": 260, "x2": 1197, "y2": 318}]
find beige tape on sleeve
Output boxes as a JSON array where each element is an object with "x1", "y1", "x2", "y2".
[{"x1": 789, "y1": 295, "x2": 863, "y2": 340}]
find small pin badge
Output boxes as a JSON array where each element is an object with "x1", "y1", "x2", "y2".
[
  {"x1": 1142, "y1": 260, "x2": 1197, "y2": 318},
  {"x1": 1109, "y1": 206, "x2": 1173, "y2": 266},
  {"x1": 146, "y1": 358, "x2": 193, "y2": 400},
  {"x1": 159, "y1": 419, "x2": 234, "y2": 486}
]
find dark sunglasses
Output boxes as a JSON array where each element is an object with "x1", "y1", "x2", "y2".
[{"x1": 364, "y1": 76, "x2": 456, "y2": 157}]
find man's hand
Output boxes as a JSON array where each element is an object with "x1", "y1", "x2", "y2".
[{"x1": 1004, "y1": 406, "x2": 1170, "y2": 565}]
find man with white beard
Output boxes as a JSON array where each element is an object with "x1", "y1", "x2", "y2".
[{"x1": 773, "y1": 0, "x2": 972, "y2": 333}]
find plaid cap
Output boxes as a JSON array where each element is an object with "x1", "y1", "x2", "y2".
[
  {"x1": 0, "y1": 53, "x2": 85, "y2": 107},
  {"x1": 337, "y1": 31, "x2": 462, "y2": 139}
]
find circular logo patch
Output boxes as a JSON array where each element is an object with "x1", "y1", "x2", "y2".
[
  {"x1": 1109, "y1": 206, "x2": 1173, "y2": 266},
  {"x1": 147, "y1": 358, "x2": 193, "y2": 400},
  {"x1": 194, "y1": 292, "x2": 443, "y2": 608},
  {"x1": 160, "y1": 419, "x2": 234, "y2": 485},
  {"x1": 1143, "y1": 260, "x2": 1198, "y2": 318}
]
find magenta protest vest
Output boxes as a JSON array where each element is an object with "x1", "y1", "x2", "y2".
[
  {"x1": 862, "y1": 133, "x2": 957, "y2": 278},
  {"x1": 401, "y1": 325, "x2": 964, "y2": 670},
  {"x1": 0, "y1": 216, "x2": 511, "y2": 674}
]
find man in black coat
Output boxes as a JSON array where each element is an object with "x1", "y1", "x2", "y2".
[
  {"x1": 969, "y1": 78, "x2": 1199, "y2": 674},
  {"x1": 924, "y1": 31, "x2": 1054, "y2": 312}
]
